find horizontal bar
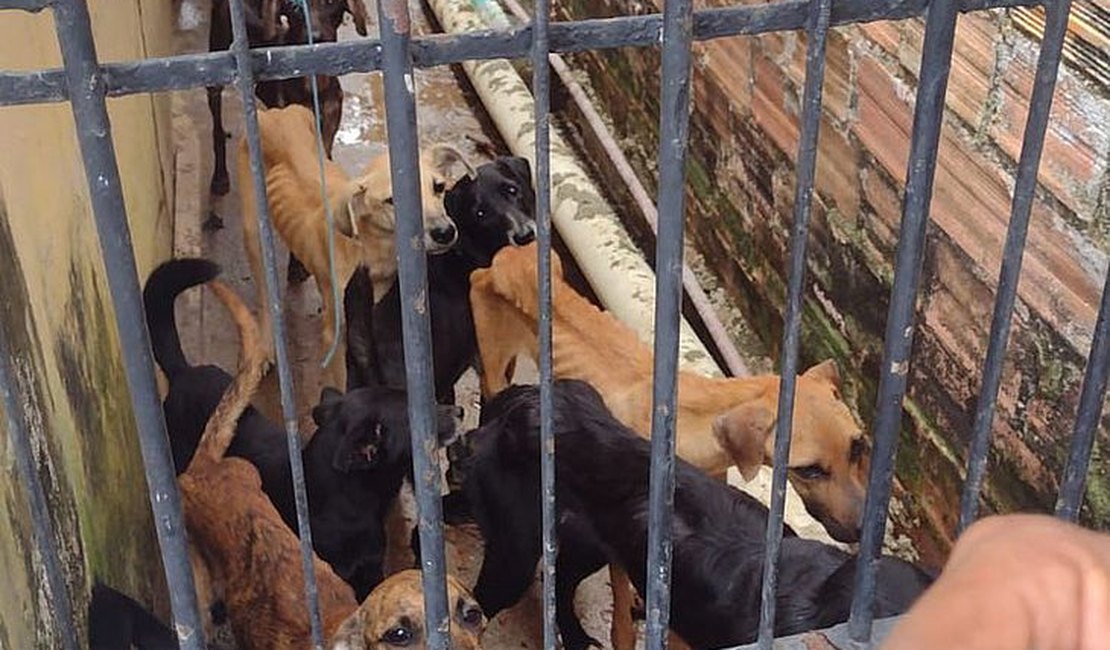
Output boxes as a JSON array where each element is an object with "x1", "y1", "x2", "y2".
[
  {"x1": 0, "y1": 0, "x2": 50, "y2": 11},
  {"x1": 0, "y1": 0, "x2": 1043, "y2": 107},
  {"x1": 957, "y1": 0, "x2": 1073, "y2": 534},
  {"x1": 1055, "y1": 265, "x2": 1110, "y2": 521},
  {"x1": 50, "y1": 0, "x2": 205, "y2": 644}
]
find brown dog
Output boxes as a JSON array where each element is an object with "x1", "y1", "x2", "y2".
[
  {"x1": 470, "y1": 243, "x2": 870, "y2": 648},
  {"x1": 330, "y1": 570, "x2": 486, "y2": 650},
  {"x1": 178, "y1": 275, "x2": 484, "y2": 649},
  {"x1": 239, "y1": 104, "x2": 469, "y2": 388}
]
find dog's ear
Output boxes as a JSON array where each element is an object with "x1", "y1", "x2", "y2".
[
  {"x1": 312, "y1": 387, "x2": 345, "y2": 427},
  {"x1": 330, "y1": 603, "x2": 370, "y2": 649},
  {"x1": 430, "y1": 143, "x2": 475, "y2": 179},
  {"x1": 712, "y1": 404, "x2": 774, "y2": 481},
  {"x1": 802, "y1": 359, "x2": 841, "y2": 388},
  {"x1": 443, "y1": 175, "x2": 474, "y2": 220},
  {"x1": 502, "y1": 156, "x2": 533, "y2": 186},
  {"x1": 347, "y1": 0, "x2": 369, "y2": 36}
]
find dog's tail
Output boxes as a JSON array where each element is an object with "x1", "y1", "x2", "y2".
[
  {"x1": 190, "y1": 279, "x2": 266, "y2": 467},
  {"x1": 143, "y1": 258, "x2": 221, "y2": 380}
]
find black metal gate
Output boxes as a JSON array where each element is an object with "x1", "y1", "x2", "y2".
[{"x1": 0, "y1": 0, "x2": 1105, "y2": 648}]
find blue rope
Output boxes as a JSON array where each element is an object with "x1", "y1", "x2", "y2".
[{"x1": 296, "y1": 0, "x2": 343, "y2": 369}]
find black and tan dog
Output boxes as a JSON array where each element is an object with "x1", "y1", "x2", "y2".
[
  {"x1": 145, "y1": 259, "x2": 460, "y2": 600},
  {"x1": 207, "y1": 0, "x2": 369, "y2": 197},
  {"x1": 459, "y1": 380, "x2": 932, "y2": 649}
]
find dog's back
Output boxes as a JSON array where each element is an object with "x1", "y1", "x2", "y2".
[{"x1": 177, "y1": 275, "x2": 357, "y2": 649}]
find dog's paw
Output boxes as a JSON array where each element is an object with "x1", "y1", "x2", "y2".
[{"x1": 210, "y1": 173, "x2": 230, "y2": 196}]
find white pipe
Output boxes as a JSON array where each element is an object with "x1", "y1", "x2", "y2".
[{"x1": 426, "y1": 0, "x2": 839, "y2": 545}]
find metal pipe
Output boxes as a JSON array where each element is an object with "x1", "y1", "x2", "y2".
[
  {"x1": 0, "y1": 0, "x2": 50, "y2": 10},
  {"x1": 644, "y1": 0, "x2": 694, "y2": 645},
  {"x1": 756, "y1": 0, "x2": 832, "y2": 645},
  {"x1": 376, "y1": 0, "x2": 451, "y2": 647},
  {"x1": 1055, "y1": 266, "x2": 1110, "y2": 521},
  {"x1": 531, "y1": 0, "x2": 558, "y2": 645},
  {"x1": 226, "y1": 0, "x2": 324, "y2": 646},
  {"x1": 847, "y1": 0, "x2": 960, "y2": 642},
  {"x1": 957, "y1": 0, "x2": 1074, "y2": 534},
  {"x1": 49, "y1": 0, "x2": 204, "y2": 645},
  {"x1": 0, "y1": 300, "x2": 79, "y2": 650},
  {"x1": 0, "y1": 0, "x2": 1044, "y2": 108}
]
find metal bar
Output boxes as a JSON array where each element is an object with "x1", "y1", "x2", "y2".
[
  {"x1": 226, "y1": 0, "x2": 325, "y2": 646},
  {"x1": 756, "y1": 0, "x2": 832, "y2": 645},
  {"x1": 49, "y1": 0, "x2": 204, "y2": 646},
  {"x1": 0, "y1": 0, "x2": 1043, "y2": 108},
  {"x1": 848, "y1": 0, "x2": 960, "y2": 642},
  {"x1": 957, "y1": 0, "x2": 1074, "y2": 534},
  {"x1": 644, "y1": 0, "x2": 694, "y2": 645},
  {"x1": 0, "y1": 312, "x2": 79, "y2": 650},
  {"x1": 1056, "y1": 266, "x2": 1110, "y2": 521},
  {"x1": 376, "y1": 1, "x2": 450, "y2": 647},
  {"x1": 532, "y1": 0, "x2": 558, "y2": 645},
  {"x1": 0, "y1": 0, "x2": 51, "y2": 10}
]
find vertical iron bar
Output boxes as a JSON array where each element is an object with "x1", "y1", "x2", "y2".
[
  {"x1": 847, "y1": 0, "x2": 958, "y2": 643},
  {"x1": 644, "y1": 0, "x2": 694, "y2": 646},
  {"x1": 755, "y1": 0, "x2": 832, "y2": 646},
  {"x1": 1056, "y1": 267, "x2": 1110, "y2": 521},
  {"x1": 0, "y1": 321, "x2": 79, "y2": 650},
  {"x1": 376, "y1": 1, "x2": 450, "y2": 647},
  {"x1": 957, "y1": 0, "x2": 1074, "y2": 534},
  {"x1": 226, "y1": 0, "x2": 325, "y2": 646},
  {"x1": 532, "y1": 0, "x2": 558, "y2": 646},
  {"x1": 50, "y1": 1, "x2": 204, "y2": 645}
]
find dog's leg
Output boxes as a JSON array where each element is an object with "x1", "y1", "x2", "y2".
[
  {"x1": 469, "y1": 283, "x2": 521, "y2": 398},
  {"x1": 237, "y1": 147, "x2": 276, "y2": 364},
  {"x1": 556, "y1": 536, "x2": 608, "y2": 650},
  {"x1": 321, "y1": 76, "x2": 343, "y2": 159},
  {"x1": 318, "y1": 272, "x2": 348, "y2": 390},
  {"x1": 208, "y1": 85, "x2": 230, "y2": 196},
  {"x1": 609, "y1": 564, "x2": 637, "y2": 650}
]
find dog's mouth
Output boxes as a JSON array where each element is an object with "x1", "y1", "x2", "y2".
[{"x1": 358, "y1": 443, "x2": 377, "y2": 463}]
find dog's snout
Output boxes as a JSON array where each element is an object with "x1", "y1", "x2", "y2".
[
  {"x1": 512, "y1": 229, "x2": 535, "y2": 246},
  {"x1": 431, "y1": 222, "x2": 458, "y2": 246}
]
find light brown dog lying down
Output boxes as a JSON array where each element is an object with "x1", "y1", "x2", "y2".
[
  {"x1": 239, "y1": 104, "x2": 468, "y2": 388},
  {"x1": 178, "y1": 278, "x2": 484, "y2": 649},
  {"x1": 470, "y1": 243, "x2": 871, "y2": 649}
]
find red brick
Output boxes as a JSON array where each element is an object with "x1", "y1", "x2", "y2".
[
  {"x1": 854, "y1": 54, "x2": 912, "y2": 183},
  {"x1": 815, "y1": 117, "x2": 860, "y2": 218},
  {"x1": 861, "y1": 165, "x2": 902, "y2": 252},
  {"x1": 752, "y1": 55, "x2": 800, "y2": 157},
  {"x1": 858, "y1": 20, "x2": 901, "y2": 56},
  {"x1": 785, "y1": 28, "x2": 853, "y2": 123},
  {"x1": 944, "y1": 11, "x2": 998, "y2": 128},
  {"x1": 696, "y1": 36, "x2": 753, "y2": 119},
  {"x1": 899, "y1": 17, "x2": 925, "y2": 76}
]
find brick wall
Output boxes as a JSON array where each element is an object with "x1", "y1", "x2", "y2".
[{"x1": 557, "y1": 0, "x2": 1109, "y2": 564}]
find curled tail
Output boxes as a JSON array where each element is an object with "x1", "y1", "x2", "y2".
[
  {"x1": 143, "y1": 258, "x2": 221, "y2": 379},
  {"x1": 190, "y1": 280, "x2": 267, "y2": 467}
]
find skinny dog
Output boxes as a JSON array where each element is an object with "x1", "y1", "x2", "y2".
[
  {"x1": 240, "y1": 104, "x2": 469, "y2": 387},
  {"x1": 462, "y1": 381, "x2": 930, "y2": 649},
  {"x1": 175, "y1": 265, "x2": 483, "y2": 648}
]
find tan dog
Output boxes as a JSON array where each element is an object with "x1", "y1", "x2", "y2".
[
  {"x1": 330, "y1": 570, "x2": 485, "y2": 650},
  {"x1": 470, "y1": 243, "x2": 870, "y2": 648},
  {"x1": 239, "y1": 104, "x2": 469, "y2": 388}
]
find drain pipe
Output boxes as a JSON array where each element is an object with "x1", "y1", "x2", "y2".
[{"x1": 426, "y1": 0, "x2": 839, "y2": 544}]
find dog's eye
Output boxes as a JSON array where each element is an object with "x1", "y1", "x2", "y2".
[
  {"x1": 383, "y1": 626, "x2": 413, "y2": 646},
  {"x1": 433, "y1": 180, "x2": 446, "y2": 194},
  {"x1": 791, "y1": 464, "x2": 829, "y2": 480},
  {"x1": 461, "y1": 604, "x2": 483, "y2": 627},
  {"x1": 475, "y1": 209, "x2": 486, "y2": 220},
  {"x1": 503, "y1": 184, "x2": 518, "y2": 196}
]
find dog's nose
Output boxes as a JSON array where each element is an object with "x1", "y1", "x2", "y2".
[
  {"x1": 430, "y1": 223, "x2": 457, "y2": 246},
  {"x1": 512, "y1": 229, "x2": 535, "y2": 246}
]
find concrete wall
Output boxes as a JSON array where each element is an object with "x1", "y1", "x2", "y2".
[
  {"x1": 0, "y1": 1, "x2": 175, "y2": 645},
  {"x1": 557, "y1": 0, "x2": 1109, "y2": 566}
]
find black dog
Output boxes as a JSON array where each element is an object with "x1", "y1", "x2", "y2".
[
  {"x1": 460, "y1": 380, "x2": 933, "y2": 649},
  {"x1": 207, "y1": 0, "x2": 368, "y2": 201},
  {"x1": 88, "y1": 583, "x2": 177, "y2": 650},
  {"x1": 348, "y1": 156, "x2": 537, "y2": 400},
  {"x1": 144, "y1": 258, "x2": 458, "y2": 599}
]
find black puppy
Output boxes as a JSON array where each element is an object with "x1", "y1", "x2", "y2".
[
  {"x1": 349, "y1": 156, "x2": 537, "y2": 399},
  {"x1": 461, "y1": 380, "x2": 933, "y2": 649},
  {"x1": 144, "y1": 258, "x2": 459, "y2": 599},
  {"x1": 88, "y1": 583, "x2": 177, "y2": 650}
]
